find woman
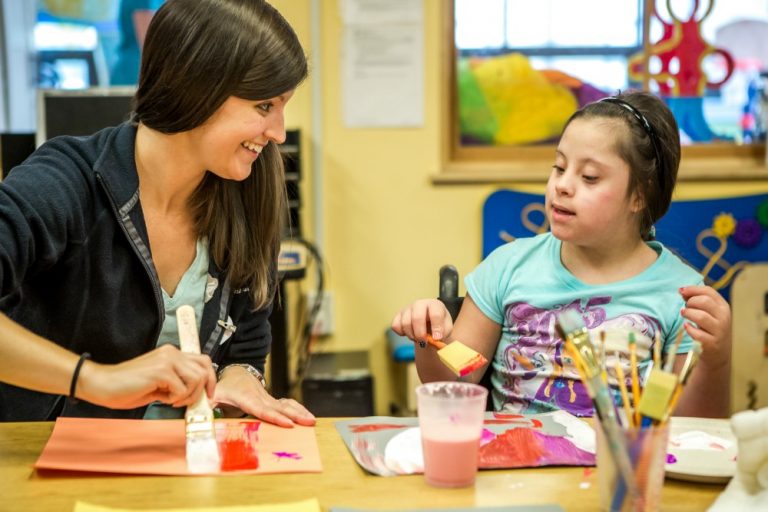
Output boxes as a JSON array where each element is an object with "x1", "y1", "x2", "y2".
[{"x1": 0, "y1": 0, "x2": 315, "y2": 428}]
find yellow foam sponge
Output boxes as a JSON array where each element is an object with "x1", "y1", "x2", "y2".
[
  {"x1": 638, "y1": 369, "x2": 679, "y2": 421},
  {"x1": 423, "y1": 335, "x2": 488, "y2": 377},
  {"x1": 436, "y1": 341, "x2": 487, "y2": 377}
]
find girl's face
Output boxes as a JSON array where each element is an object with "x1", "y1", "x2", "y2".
[
  {"x1": 190, "y1": 89, "x2": 295, "y2": 180},
  {"x1": 546, "y1": 117, "x2": 642, "y2": 249}
]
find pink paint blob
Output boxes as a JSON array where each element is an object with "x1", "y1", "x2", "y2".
[
  {"x1": 273, "y1": 451, "x2": 302, "y2": 461},
  {"x1": 421, "y1": 436, "x2": 480, "y2": 487},
  {"x1": 480, "y1": 428, "x2": 496, "y2": 446}
]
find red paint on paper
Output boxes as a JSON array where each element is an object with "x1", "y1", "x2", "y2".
[
  {"x1": 220, "y1": 421, "x2": 260, "y2": 471},
  {"x1": 348, "y1": 423, "x2": 408, "y2": 433}
]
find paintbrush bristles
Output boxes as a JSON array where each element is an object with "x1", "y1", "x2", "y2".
[
  {"x1": 661, "y1": 342, "x2": 703, "y2": 423},
  {"x1": 558, "y1": 310, "x2": 599, "y2": 379},
  {"x1": 653, "y1": 331, "x2": 662, "y2": 367},
  {"x1": 177, "y1": 305, "x2": 220, "y2": 474},
  {"x1": 678, "y1": 341, "x2": 702, "y2": 384},
  {"x1": 663, "y1": 327, "x2": 685, "y2": 373},
  {"x1": 613, "y1": 360, "x2": 634, "y2": 428},
  {"x1": 628, "y1": 333, "x2": 641, "y2": 427}
]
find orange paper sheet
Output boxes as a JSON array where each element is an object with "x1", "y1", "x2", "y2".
[{"x1": 34, "y1": 417, "x2": 322, "y2": 476}]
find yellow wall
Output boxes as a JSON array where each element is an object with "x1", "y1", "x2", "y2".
[{"x1": 273, "y1": 1, "x2": 768, "y2": 414}]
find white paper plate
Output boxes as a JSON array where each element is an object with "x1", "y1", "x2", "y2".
[{"x1": 665, "y1": 417, "x2": 737, "y2": 483}]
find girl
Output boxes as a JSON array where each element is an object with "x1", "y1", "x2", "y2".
[
  {"x1": 0, "y1": 0, "x2": 315, "y2": 427},
  {"x1": 393, "y1": 91, "x2": 731, "y2": 418}
]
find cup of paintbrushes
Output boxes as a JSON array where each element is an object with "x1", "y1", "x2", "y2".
[{"x1": 597, "y1": 422, "x2": 670, "y2": 512}]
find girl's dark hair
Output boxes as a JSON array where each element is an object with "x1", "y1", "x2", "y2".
[
  {"x1": 133, "y1": 0, "x2": 308, "y2": 309},
  {"x1": 563, "y1": 90, "x2": 681, "y2": 240}
]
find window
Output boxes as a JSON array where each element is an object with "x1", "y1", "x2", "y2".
[
  {"x1": 442, "y1": 0, "x2": 768, "y2": 182},
  {"x1": 1, "y1": 1, "x2": 164, "y2": 133},
  {"x1": 35, "y1": 0, "x2": 165, "y2": 89}
]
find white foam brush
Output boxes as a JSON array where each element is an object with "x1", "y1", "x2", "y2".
[{"x1": 176, "y1": 305, "x2": 220, "y2": 474}]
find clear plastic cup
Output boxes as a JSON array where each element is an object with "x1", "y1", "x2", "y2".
[
  {"x1": 597, "y1": 423, "x2": 670, "y2": 512},
  {"x1": 416, "y1": 381, "x2": 488, "y2": 488}
]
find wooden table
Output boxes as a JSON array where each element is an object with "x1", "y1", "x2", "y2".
[{"x1": 0, "y1": 419, "x2": 723, "y2": 511}]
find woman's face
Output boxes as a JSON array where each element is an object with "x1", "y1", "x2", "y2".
[{"x1": 190, "y1": 89, "x2": 295, "y2": 181}]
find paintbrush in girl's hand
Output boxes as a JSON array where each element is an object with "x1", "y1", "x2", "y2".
[{"x1": 422, "y1": 334, "x2": 488, "y2": 377}]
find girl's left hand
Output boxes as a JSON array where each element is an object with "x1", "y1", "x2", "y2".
[
  {"x1": 679, "y1": 285, "x2": 732, "y2": 368},
  {"x1": 213, "y1": 365, "x2": 316, "y2": 427}
]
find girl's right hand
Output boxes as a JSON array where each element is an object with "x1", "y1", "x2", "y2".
[
  {"x1": 77, "y1": 344, "x2": 217, "y2": 409},
  {"x1": 391, "y1": 298, "x2": 454, "y2": 343}
]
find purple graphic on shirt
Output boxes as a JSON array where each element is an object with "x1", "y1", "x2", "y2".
[{"x1": 497, "y1": 297, "x2": 657, "y2": 417}]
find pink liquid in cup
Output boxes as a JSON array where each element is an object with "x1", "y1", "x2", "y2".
[
  {"x1": 416, "y1": 381, "x2": 487, "y2": 488},
  {"x1": 422, "y1": 435, "x2": 480, "y2": 487}
]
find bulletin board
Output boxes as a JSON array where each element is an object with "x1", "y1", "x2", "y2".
[{"x1": 482, "y1": 189, "x2": 768, "y2": 302}]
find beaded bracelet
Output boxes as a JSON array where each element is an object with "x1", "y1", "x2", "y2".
[{"x1": 68, "y1": 352, "x2": 91, "y2": 404}]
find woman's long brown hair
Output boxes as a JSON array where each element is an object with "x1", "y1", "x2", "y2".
[{"x1": 133, "y1": 0, "x2": 308, "y2": 309}]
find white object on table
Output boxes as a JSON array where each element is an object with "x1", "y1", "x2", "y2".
[{"x1": 708, "y1": 408, "x2": 768, "y2": 511}]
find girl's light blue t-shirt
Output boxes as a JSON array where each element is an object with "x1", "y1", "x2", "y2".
[{"x1": 465, "y1": 232, "x2": 702, "y2": 416}]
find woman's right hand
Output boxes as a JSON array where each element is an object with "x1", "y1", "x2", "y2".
[
  {"x1": 391, "y1": 298, "x2": 453, "y2": 343},
  {"x1": 77, "y1": 344, "x2": 217, "y2": 409}
]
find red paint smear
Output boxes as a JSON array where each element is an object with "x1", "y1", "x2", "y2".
[
  {"x1": 220, "y1": 438, "x2": 259, "y2": 471},
  {"x1": 241, "y1": 421, "x2": 261, "y2": 434},
  {"x1": 478, "y1": 428, "x2": 595, "y2": 468},
  {"x1": 348, "y1": 423, "x2": 407, "y2": 433},
  {"x1": 479, "y1": 428, "x2": 546, "y2": 468},
  {"x1": 219, "y1": 421, "x2": 260, "y2": 471},
  {"x1": 457, "y1": 355, "x2": 487, "y2": 376},
  {"x1": 482, "y1": 418, "x2": 542, "y2": 429},
  {"x1": 492, "y1": 413, "x2": 525, "y2": 419}
]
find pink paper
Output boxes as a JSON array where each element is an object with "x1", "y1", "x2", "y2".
[{"x1": 34, "y1": 417, "x2": 322, "y2": 476}]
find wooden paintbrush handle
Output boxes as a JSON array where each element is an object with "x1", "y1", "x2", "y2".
[
  {"x1": 423, "y1": 334, "x2": 446, "y2": 350},
  {"x1": 177, "y1": 305, "x2": 202, "y2": 355},
  {"x1": 176, "y1": 306, "x2": 212, "y2": 414}
]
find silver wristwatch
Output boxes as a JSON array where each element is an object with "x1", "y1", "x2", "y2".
[{"x1": 217, "y1": 363, "x2": 267, "y2": 388}]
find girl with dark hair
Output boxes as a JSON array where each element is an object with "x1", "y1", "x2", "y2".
[
  {"x1": 0, "y1": 0, "x2": 315, "y2": 427},
  {"x1": 393, "y1": 91, "x2": 731, "y2": 419}
]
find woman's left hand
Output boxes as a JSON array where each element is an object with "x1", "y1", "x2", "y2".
[
  {"x1": 679, "y1": 285, "x2": 732, "y2": 369},
  {"x1": 213, "y1": 365, "x2": 316, "y2": 427}
]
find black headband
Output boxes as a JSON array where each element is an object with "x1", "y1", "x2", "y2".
[{"x1": 599, "y1": 97, "x2": 664, "y2": 189}]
